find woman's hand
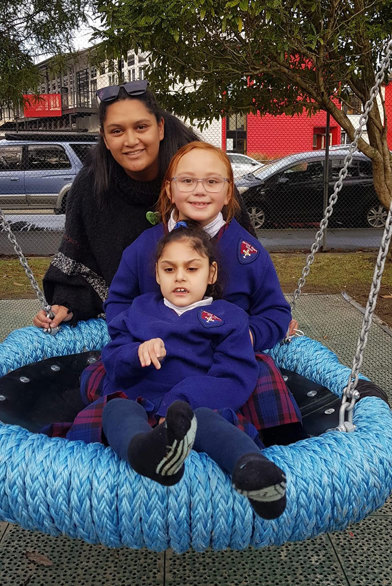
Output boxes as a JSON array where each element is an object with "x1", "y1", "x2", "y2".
[
  {"x1": 287, "y1": 319, "x2": 299, "y2": 337},
  {"x1": 138, "y1": 338, "x2": 166, "y2": 369},
  {"x1": 33, "y1": 305, "x2": 73, "y2": 330}
]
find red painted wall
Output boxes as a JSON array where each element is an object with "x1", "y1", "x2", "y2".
[
  {"x1": 222, "y1": 116, "x2": 227, "y2": 149},
  {"x1": 246, "y1": 110, "x2": 340, "y2": 158},
  {"x1": 223, "y1": 82, "x2": 392, "y2": 156},
  {"x1": 23, "y1": 94, "x2": 62, "y2": 118}
]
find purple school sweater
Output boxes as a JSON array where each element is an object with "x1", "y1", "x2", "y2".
[{"x1": 101, "y1": 294, "x2": 258, "y2": 417}]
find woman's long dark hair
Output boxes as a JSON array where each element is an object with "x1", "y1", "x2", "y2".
[{"x1": 88, "y1": 87, "x2": 200, "y2": 203}]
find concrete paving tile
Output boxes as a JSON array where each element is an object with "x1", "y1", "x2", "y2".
[
  {"x1": 165, "y1": 535, "x2": 348, "y2": 586},
  {"x1": 0, "y1": 524, "x2": 164, "y2": 586},
  {"x1": 330, "y1": 515, "x2": 392, "y2": 586}
]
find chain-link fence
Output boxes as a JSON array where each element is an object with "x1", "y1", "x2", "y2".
[
  {"x1": 0, "y1": 126, "x2": 386, "y2": 238},
  {"x1": 238, "y1": 150, "x2": 387, "y2": 231}
]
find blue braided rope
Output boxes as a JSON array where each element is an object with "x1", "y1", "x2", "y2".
[{"x1": 0, "y1": 320, "x2": 391, "y2": 552}]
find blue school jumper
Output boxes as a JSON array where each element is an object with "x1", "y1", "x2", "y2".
[{"x1": 102, "y1": 294, "x2": 258, "y2": 416}]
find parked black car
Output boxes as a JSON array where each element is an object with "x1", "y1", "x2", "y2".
[{"x1": 235, "y1": 149, "x2": 387, "y2": 230}]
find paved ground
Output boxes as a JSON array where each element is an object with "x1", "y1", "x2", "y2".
[
  {"x1": 257, "y1": 227, "x2": 384, "y2": 251},
  {"x1": 0, "y1": 293, "x2": 391, "y2": 585}
]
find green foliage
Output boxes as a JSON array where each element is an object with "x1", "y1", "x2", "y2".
[
  {"x1": 0, "y1": 0, "x2": 93, "y2": 104},
  {"x1": 94, "y1": 0, "x2": 392, "y2": 125}
]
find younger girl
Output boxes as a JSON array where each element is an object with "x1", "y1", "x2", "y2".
[
  {"x1": 101, "y1": 223, "x2": 287, "y2": 519},
  {"x1": 104, "y1": 141, "x2": 304, "y2": 446}
]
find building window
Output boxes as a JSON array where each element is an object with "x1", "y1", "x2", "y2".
[
  {"x1": 227, "y1": 113, "x2": 246, "y2": 132},
  {"x1": 99, "y1": 63, "x2": 106, "y2": 75},
  {"x1": 139, "y1": 67, "x2": 144, "y2": 80},
  {"x1": 61, "y1": 87, "x2": 69, "y2": 108},
  {"x1": 76, "y1": 68, "x2": 90, "y2": 107},
  {"x1": 90, "y1": 67, "x2": 97, "y2": 79},
  {"x1": 225, "y1": 114, "x2": 247, "y2": 153},
  {"x1": 340, "y1": 131, "x2": 349, "y2": 145},
  {"x1": 313, "y1": 132, "x2": 332, "y2": 150},
  {"x1": 128, "y1": 54, "x2": 135, "y2": 66},
  {"x1": 90, "y1": 79, "x2": 97, "y2": 106}
]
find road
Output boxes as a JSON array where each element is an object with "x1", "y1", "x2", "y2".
[
  {"x1": 0, "y1": 212, "x2": 64, "y2": 255},
  {"x1": 2, "y1": 213, "x2": 65, "y2": 231},
  {"x1": 0, "y1": 212, "x2": 384, "y2": 255},
  {"x1": 257, "y1": 227, "x2": 384, "y2": 251}
]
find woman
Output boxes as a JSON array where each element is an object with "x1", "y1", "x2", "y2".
[{"x1": 33, "y1": 79, "x2": 253, "y2": 330}]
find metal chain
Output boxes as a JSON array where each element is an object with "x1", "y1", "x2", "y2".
[
  {"x1": 0, "y1": 208, "x2": 50, "y2": 311},
  {"x1": 337, "y1": 199, "x2": 392, "y2": 431},
  {"x1": 0, "y1": 208, "x2": 60, "y2": 333},
  {"x1": 292, "y1": 37, "x2": 392, "y2": 310},
  {"x1": 289, "y1": 38, "x2": 392, "y2": 431}
]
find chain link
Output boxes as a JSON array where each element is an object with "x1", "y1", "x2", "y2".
[
  {"x1": 292, "y1": 37, "x2": 392, "y2": 309},
  {"x1": 337, "y1": 199, "x2": 392, "y2": 430},
  {"x1": 0, "y1": 209, "x2": 51, "y2": 312},
  {"x1": 289, "y1": 38, "x2": 392, "y2": 431}
]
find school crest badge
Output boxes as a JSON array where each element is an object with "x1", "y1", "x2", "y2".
[
  {"x1": 238, "y1": 240, "x2": 259, "y2": 264},
  {"x1": 198, "y1": 310, "x2": 224, "y2": 328}
]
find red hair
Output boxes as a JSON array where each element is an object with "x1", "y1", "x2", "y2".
[{"x1": 157, "y1": 141, "x2": 239, "y2": 225}]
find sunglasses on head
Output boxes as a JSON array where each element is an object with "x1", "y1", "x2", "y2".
[{"x1": 96, "y1": 79, "x2": 149, "y2": 103}]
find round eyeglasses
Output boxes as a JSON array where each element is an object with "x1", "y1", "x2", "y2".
[{"x1": 171, "y1": 176, "x2": 230, "y2": 193}]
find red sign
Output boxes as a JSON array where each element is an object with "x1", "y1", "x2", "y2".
[{"x1": 23, "y1": 94, "x2": 62, "y2": 118}]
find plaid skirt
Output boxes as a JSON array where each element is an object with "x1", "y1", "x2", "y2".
[{"x1": 45, "y1": 353, "x2": 301, "y2": 447}]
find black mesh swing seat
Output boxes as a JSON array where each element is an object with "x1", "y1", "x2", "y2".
[{"x1": 0, "y1": 350, "x2": 387, "y2": 437}]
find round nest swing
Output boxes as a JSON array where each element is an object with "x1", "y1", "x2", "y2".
[{"x1": 0, "y1": 318, "x2": 391, "y2": 553}]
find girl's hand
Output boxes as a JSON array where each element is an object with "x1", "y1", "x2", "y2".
[
  {"x1": 33, "y1": 305, "x2": 73, "y2": 329},
  {"x1": 138, "y1": 338, "x2": 166, "y2": 369}
]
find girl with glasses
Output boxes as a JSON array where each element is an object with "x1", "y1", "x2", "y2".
[{"x1": 33, "y1": 81, "x2": 253, "y2": 331}]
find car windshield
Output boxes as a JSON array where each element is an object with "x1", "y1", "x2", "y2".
[{"x1": 244, "y1": 158, "x2": 285, "y2": 179}]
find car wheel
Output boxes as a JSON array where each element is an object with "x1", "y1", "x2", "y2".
[
  {"x1": 248, "y1": 206, "x2": 267, "y2": 230},
  {"x1": 365, "y1": 203, "x2": 387, "y2": 228}
]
